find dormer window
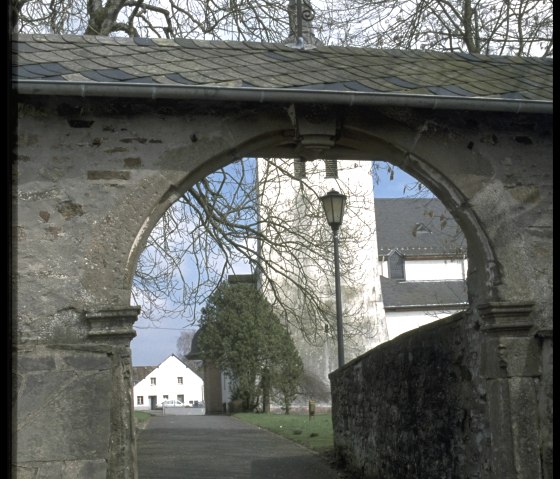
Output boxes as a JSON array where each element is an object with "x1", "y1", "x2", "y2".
[
  {"x1": 388, "y1": 250, "x2": 405, "y2": 280},
  {"x1": 412, "y1": 223, "x2": 431, "y2": 236}
]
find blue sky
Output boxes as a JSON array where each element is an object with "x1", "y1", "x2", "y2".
[
  {"x1": 372, "y1": 163, "x2": 420, "y2": 198},
  {"x1": 130, "y1": 163, "x2": 423, "y2": 366},
  {"x1": 131, "y1": 317, "x2": 195, "y2": 366}
]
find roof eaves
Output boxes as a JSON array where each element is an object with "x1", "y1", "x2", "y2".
[
  {"x1": 13, "y1": 79, "x2": 553, "y2": 114},
  {"x1": 384, "y1": 303, "x2": 468, "y2": 310}
]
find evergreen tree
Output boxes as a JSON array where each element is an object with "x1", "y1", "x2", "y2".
[
  {"x1": 270, "y1": 328, "x2": 304, "y2": 414},
  {"x1": 197, "y1": 281, "x2": 303, "y2": 412}
]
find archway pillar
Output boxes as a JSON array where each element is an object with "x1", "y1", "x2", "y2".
[
  {"x1": 478, "y1": 302, "x2": 542, "y2": 478},
  {"x1": 85, "y1": 306, "x2": 141, "y2": 479}
]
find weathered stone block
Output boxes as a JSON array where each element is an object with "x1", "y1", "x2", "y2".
[
  {"x1": 17, "y1": 355, "x2": 57, "y2": 372},
  {"x1": 87, "y1": 170, "x2": 131, "y2": 180},
  {"x1": 481, "y1": 336, "x2": 541, "y2": 378},
  {"x1": 16, "y1": 349, "x2": 113, "y2": 463}
]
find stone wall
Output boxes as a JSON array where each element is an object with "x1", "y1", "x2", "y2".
[
  {"x1": 330, "y1": 306, "x2": 551, "y2": 479},
  {"x1": 13, "y1": 94, "x2": 552, "y2": 478},
  {"x1": 330, "y1": 312, "x2": 489, "y2": 478}
]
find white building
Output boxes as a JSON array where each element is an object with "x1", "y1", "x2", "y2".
[
  {"x1": 374, "y1": 197, "x2": 468, "y2": 339},
  {"x1": 132, "y1": 354, "x2": 204, "y2": 410},
  {"x1": 256, "y1": 158, "x2": 389, "y2": 388},
  {"x1": 256, "y1": 161, "x2": 469, "y2": 368}
]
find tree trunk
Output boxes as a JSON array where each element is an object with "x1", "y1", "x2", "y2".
[{"x1": 262, "y1": 369, "x2": 271, "y2": 413}]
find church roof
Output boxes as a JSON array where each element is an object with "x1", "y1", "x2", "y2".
[
  {"x1": 12, "y1": 34, "x2": 552, "y2": 113},
  {"x1": 374, "y1": 198, "x2": 466, "y2": 257}
]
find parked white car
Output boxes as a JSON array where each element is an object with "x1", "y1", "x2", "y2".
[{"x1": 159, "y1": 399, "x2": 185, "y2": 408}]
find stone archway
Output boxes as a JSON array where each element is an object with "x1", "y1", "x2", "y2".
[
  {"x1": 13, "y1": 88, "x2": 551, "y2": 478},
  {"x1": 324, "y1": 109, "x2": 551, "y2": 478}
]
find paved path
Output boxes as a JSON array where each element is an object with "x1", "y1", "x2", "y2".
[{"x1": 136, "y1": 414, "x2": 346, "y2": 479}]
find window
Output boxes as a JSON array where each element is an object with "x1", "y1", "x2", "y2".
[
  {"x1": 177, "y1": 395, "x2": 184, "y2": 403},
  {"x1": 163, "y1": 395, "x2": 168, "y2": 400},
  {"x1": 177, "y1": 377, "x2": 183, "y2": 384},
  {"x1": 137, "y1": 396, "x2": 144, "y2": 405},
  {"x1": 294, "y1": 158, "x2": 306, "y2": 178},
  {"x1": 324, "y1": 159, "x2": 338, "y2": 178},
  {"x1": 150, "y1": 377, "x2": 156, "y2": 385},
  {"x1": 388, "y1": 251, "x2": 405, "y2": 280}
]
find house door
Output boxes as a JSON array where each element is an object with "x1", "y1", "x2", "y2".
[{"x1": 149, "y1": 396, "x2": 157, "y2": 410}]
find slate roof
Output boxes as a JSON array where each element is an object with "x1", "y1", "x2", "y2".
[
  {"x1": 12, "y1": 34, "x2": 553, "y2": 109},
  {"x1": 132, "y1": 366, "x2": 156, "y2": 385},
  {"x1": 375, "y1": 198, "x2": 468, "y2": 309},
  {"x1": 374, "y1": 198, "x2": 466, "y2": 257},
  {"x1": 380, "y1": 276, "x2": 468, "y2": 309}
]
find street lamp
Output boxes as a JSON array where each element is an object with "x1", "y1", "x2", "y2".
[{"x1": 320, "y1": 189, "x2": 347, "y2": 368}]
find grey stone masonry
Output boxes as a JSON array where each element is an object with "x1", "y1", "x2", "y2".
[{"x1": 12, "y1": 32, "x2": 552, "y2": 479}]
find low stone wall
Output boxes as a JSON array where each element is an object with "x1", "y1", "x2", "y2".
[{"x1": 329, "y1": 312, "x2": 487, "y2": 479}]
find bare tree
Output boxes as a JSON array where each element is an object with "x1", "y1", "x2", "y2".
[
  {"x1": 318, "y1": 0, "x2": 553, "y2": 56},
  {"x1": 175, "y1": 328, "x2": 203, "y2": 373},
  {"x1": 133, "y1": 157, "x2": 380, "y2": 349},
  {"x1": 13, "y1": 0, "x2": 553, "y2": 57},
  {"x1": 12, "y1": 0, "x2": 291, "y2": 39}
]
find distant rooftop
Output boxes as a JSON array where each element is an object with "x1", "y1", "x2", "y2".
[
  {"x1": 132, "y1": 366, "x2": 156, "y2": 385},
  {"x1": 374, "y1": 198, "x2": 466, "y2": 257},
  {"x1": 380, "y1": 277, "x2": 468, "y2": 309}
]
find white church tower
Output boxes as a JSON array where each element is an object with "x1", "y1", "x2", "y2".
[{"x1": 256, "y1": 157, "x2": 389, "y2": 392}]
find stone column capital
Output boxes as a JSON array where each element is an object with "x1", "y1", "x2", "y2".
[
  {"x1": 478, "y1": 301, "x2": 534, "y2": 336},
  {"x1": 479, "y1": 302, "x2": 540, "y2": 379},
  {"x1": 86, "y1": 306, "x2": 140, "y2": 345}
]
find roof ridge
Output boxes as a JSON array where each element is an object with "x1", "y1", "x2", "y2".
[{"x1": 12, "y1": 33, "x2": 554, "y2": 64}]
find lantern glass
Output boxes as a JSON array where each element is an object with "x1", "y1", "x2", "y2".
[{"x1": 320, "y1": 189, "x2": 347, "y2": 230}]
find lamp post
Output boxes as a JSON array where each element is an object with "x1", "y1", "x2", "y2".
[{"x1": 320, "y1": 189, "x2": 347, "y2": 368}]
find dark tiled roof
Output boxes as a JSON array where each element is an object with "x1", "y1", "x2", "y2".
[
  {"x1": 374, "y1": 198, "x2": 466, "y2": 257},
  {"x1": 380, "y1": 277, "x2": 468, "y2": 309},
  {"x1": 376, "y1": 198, "x2": 468, "y2": 309},
  {"x1": 132, "y1": 366, "x2": 156, "y2": 385},
  {"x1": 12, "y1": 34, "x2": 553, "y2": 102}
]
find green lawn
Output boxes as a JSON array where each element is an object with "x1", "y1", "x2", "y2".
[
  {"x1": 134, "y1": 411, "x2": 152, "y2": 426},
  {"x1": 233, "y1": 412, "x2": 334, "y2": 453}
]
